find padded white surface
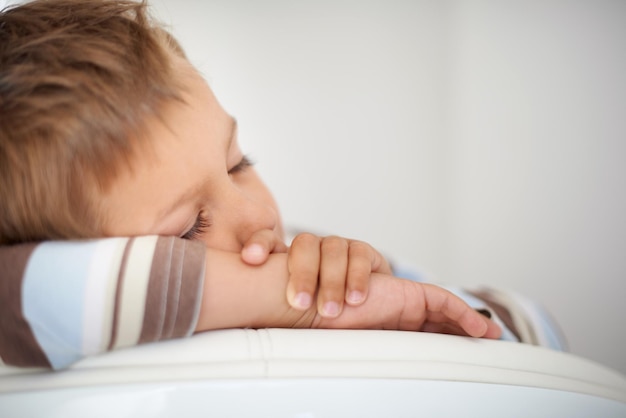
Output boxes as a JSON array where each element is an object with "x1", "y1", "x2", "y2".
[
  {"x1": 3, "y1": 378, "x2": 626, "y2": 418},
  {"x1": 1, "y1": 329, "x2": 625, "y2": 417}
]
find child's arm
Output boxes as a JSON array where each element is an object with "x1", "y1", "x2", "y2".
[
  {"x1": 197, "y1": 248, "x2": 500, "y2": 339},
  {"x1": 0, "y1": 236, "x2": 498, "y2": 370},
  {"x1": 240, "y1": 230, "x2": 392, "y2": 318}
]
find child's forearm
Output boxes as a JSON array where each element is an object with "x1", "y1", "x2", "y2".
[{"x1": 195, "y1": 249, "x2": 317, "y2": 332}]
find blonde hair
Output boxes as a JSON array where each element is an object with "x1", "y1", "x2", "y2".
[{"x1": 0, "y1": 0, "x2": 186, "y2": 244}]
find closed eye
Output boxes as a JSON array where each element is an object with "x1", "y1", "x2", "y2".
[
  {"x1": 228, "y1": 155, "x2": 254, "y2": 175},
  {"x1": 181, "y1": 211, "x2": 211, "y2": 240}
]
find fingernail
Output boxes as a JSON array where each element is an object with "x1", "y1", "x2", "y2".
[
  {"x1": 347, "y1": 290, "x2": 364, "y2": 304},
  {"x1": 293, "y1": 292, "x2": 312, "y2": 309},
  {"x1": 243, "y1": 244, "x2": 264, "y2": 261},
  {"x1": 322, "y1": 301, "x2": 340, "y2": 317}
]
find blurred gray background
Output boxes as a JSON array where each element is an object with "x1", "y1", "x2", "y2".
[{"x1": 4, "y1": 0, "x2": 624, "y2": 375}]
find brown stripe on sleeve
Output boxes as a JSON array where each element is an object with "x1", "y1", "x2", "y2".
[
  {"x1": 171, "y1": 239, "x2": 205, "y2": 338},
  {"x1": 0, "y1": 243, "x2": 51, "y2": 368},
  {"x1": 106, "y1": 237, "x2": 134, "y2": 351},
  {"x1": 138, "y1": 237, "x2": 174, "y2": 343},
  {"x1": 139, "y1": 237, "x2": 205, "y2": 343},
  {"x1": 159, "y1": 237, "x2": 184, "y2": 339}
]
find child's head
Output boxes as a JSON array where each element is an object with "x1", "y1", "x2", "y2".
[{"x1": 0, "y1": 0, "x2": 283, "y2": 248}]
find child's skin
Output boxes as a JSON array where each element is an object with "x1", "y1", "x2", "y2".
[{"x1": 99, "y1": 54, "x2": 501, "y2": 339}]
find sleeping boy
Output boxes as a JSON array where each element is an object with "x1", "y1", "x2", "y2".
[{"x1": 1, "y1": 0, "x2": 562, "y2": 369}]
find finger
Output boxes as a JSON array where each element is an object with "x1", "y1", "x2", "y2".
[
  {"x1": 317, "y1": 236, "x2": 349, "y2": 317},
  {"x1": 286, "y1": 233, "x2": 321, "y2": 310},
  {"x1": 420, "y1": 321, "x2": 467, "y2": 336},
  {"x1": 421, "y1": 313, "x2": 502, "y2": 340},
  {"x1": 368, "y1": 245, "x2": 393, "y2": 275},
  {"x1": 241, "y1": 229, "x2": 288, "y2": 265},
  {"x1": 344, "y1": 241, "x2": 373, "y2": 306},
  {"x1": 480, "y1": 317, "x2": 502, "y2": 339},
  {"x1": 421, "y1": 284, "x2": 494, "y2": 338}
]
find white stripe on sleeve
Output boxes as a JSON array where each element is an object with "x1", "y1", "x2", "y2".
[
  {"x1": 113, "y1": 236, "x2": 158, "y2": 349},
  {"x1": 81, "y1": 237, "x2": 129, "y2": 356}
]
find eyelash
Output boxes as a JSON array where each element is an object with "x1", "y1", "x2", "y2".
[
  {"x1": 182, "y1": 211, "x2": 211, "y2": 240},
  {"x1": 228, "y1": 155, "x2": 254, "y2": 175}
]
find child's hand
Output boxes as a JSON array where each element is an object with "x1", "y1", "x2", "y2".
[
  {"x1": 240, "y1": 230, "x2": 392, "y2": 319},
  {"x1": 314, "y1": 274, "x2": 502, "y2": 340},
  {"x1": 286, "y1": 232, "x2": 392, "y2": 318}
]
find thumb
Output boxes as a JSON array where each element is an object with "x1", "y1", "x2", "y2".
[{"x1": 241, "y1": 229, "x2": 288, "y2": 265}]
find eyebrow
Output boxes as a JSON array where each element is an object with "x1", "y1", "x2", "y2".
[{"x1": 157, "y1": 116, "x2": 238, "y2": 225}]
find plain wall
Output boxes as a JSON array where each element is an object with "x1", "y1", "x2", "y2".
[
  {"x1": 148, "y1": 0, "x2": 625, "y2": 374},
  {"x1": 444, "y1": 0, "x2": 626, "y2": 375},
  {"x1": 3, "y1": 0, "x2": 623, "y2": 375}
]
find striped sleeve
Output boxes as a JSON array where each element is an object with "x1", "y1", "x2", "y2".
[{"x1": 0, "y1": 236, "x2": 206, "y2": 369}]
